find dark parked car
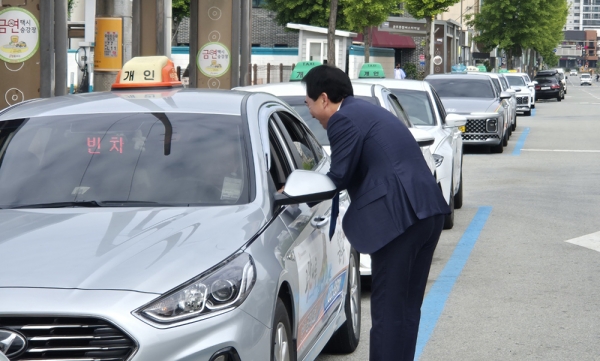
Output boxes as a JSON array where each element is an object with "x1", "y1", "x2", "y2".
[
  {"x1": 536, "y1": 70, "x2": 565, "y2": 99},
  {"x1": 533, "y1": 75, "x2": 563, "y2": 102}
]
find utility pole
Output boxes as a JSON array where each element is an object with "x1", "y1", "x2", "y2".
[{"x1": 94, "y1": 0, "x2": 133, "y2": 91}]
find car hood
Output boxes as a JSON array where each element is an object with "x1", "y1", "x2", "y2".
[
  {"x1": 441, "y1": 98, "x2": 500, "y2": 114},
  {"x1": 0, "y1": 206, "x2": 265, "y2": 294}
]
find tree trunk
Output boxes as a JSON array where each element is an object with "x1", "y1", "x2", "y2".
[
  {"x1": 327, "y1": 0, "x2": 338, "y2": 66},
  {"x1": 506, "y1": 49, "x2": 514, "y2": 70},
  {"x1": 364, "y1": 26, "x2": 371, "y2": 63},
  {"x1": 528, "y1": 49, "x2": 535, "y2": 78},
  {"x1": 425, "y1": 16, "x2": 433, "y2": 76}
]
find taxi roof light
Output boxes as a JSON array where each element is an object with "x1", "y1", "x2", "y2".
[
  {"x1": 112, "y1": 56, "x2": 183, "y2": 90},
  {"x1": 358, "y1": 63, "x2": 385, "y2": 79},
  {"x1": 290, "y1": 61, "x2": 321, "y2": 82}
]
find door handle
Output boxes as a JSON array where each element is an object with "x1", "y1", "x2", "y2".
[{"x1": 310, "y1": 216, "x2": 329, "y2": 228}]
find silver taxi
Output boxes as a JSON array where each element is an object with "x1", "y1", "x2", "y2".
[{"x1": 0, "y1": 57, "x2": 360, "y2": 361}]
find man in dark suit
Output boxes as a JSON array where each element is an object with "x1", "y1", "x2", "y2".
[{"x1": 302, "y1": 65, "x2": 450, "y2": 361}]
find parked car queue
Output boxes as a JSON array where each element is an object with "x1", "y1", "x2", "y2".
[{"x1": 0, "y1": 56, "x2": 564, "y2": 361}]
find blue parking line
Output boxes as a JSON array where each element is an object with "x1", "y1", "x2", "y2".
[
  {"x1": 415, "y1": 206, "x2": 492, "y2": 360},
  {"x1": 531, "y1": 108, "x2": 536, "y2": 116},
  {"x1": 512, "y1": 127, "x2": 530, "y2": 156}
]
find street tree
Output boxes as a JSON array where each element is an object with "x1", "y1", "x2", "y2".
[
  {"x1": 341, "y1": 0, "x2": 401, "y2": 63},
  {"x1": 404, "y1": 0, "x2": 460, "y2": 75},
  {"x1": 467, "y1": 0, "x2": 567, "y2": 70}
]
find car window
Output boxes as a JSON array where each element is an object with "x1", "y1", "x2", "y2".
[
  {"x1": 506, "y1": 76, "x2": 525, "y2": 86},
  {"x1": 386, "y1": 94, "x2": 412, "y2": 128},
  {"x1": 426, "y1": 78, "x2": 495, "y2": 98},
  {"x1": 534, "y1": 77, "x2": 558, "y2": 84},
  {"x1": 430, "y1": 87, "x2": 447, "y2": 125},
  {"x1": 279, "y1": 95, "x2": 378, "y2": 146},
  {"x1": 491, "y1": 78, "x2": 502, "y2": 96},
  {"x1": 275, "y1": 111, "x2": 323, "y2": 171},
  {"x1": 268, "y1": 121, "x2": 294, "y2": 192},
  {"x1": 0, "y1": 113, "x2": 252, "y2": 208},
  {"x1": 499, "y1": 76, "x2": 510, "y2": 90},
  {"x1": 391, "y1": 89, "x2": 435, "y2": 126}
]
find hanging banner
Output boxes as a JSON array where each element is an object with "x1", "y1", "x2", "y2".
[{"x1": 0, "y1": 7, "x2": 40, "y2": 64}]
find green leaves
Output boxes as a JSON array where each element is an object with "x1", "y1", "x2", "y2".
[
  {"x1": 341, "y1": 0, "x2": 401, "y2": 33},
  {"x1": 467, "y1": 0, "x2": 568, "y2": 66},
  {"x1": 404, "y1": 0, "x2": 461, "y2": 19}
]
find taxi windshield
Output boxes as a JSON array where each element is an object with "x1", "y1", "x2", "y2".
[
  {"x1": 0, "y1": 113, "x2": 251, "y2": 208},
  {"x1": 280, "y1": 95, "x2": 378, "y2": 146},
  {"x1": 506, "y1": 76, "x2": 526, "y2": 86}
]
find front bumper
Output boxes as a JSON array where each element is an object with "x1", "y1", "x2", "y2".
[
  {"x1": 461, "y1": 115, "x2": 502, "y2": 146},
  {"x1": 0, "y1": 287, "x2": 271, "y2": 361}
]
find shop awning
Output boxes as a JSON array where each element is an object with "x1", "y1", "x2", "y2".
[{"x1": 354, "y1": 28, "x2": 416, "y2": 49}]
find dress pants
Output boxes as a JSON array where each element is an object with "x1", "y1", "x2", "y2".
[{"x1": 369, "y1": 214, "x2": 445, "y2": 361}]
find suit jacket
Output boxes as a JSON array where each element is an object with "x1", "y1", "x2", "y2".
[{"x1": 327, "y1": 96, "x2": 450, "y2": 254}]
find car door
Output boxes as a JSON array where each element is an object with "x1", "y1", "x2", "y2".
[
  {"x1": 269, "y1": 110, "x2": 348, "y2": 359},
  {"x1": 431, "y1": 86, "x2": 462, "y2": 195}
]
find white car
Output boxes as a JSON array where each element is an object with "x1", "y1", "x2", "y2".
[
  {"x1": 354, "y1": 78, "x2": 467, "y2": 230},
  {"x1": 570, "y1": 69, "x2": 578, "y2": 76},
  {"x1": 488, "y1": 73, "x2": 517, "y2": 135},
  {"x1": 504, "y1": 73, "x2": 536, "y2": 116},
  {"x1": 580, "y1": 73, "x2": 592, "y2": 86},
  {"x1": 235, "y1": 81, "x2": 438, "y2": 277}
]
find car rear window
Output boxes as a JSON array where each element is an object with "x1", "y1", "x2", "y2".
[
  {"x1": 0, "y1": 113, "x2": 252, "y2": 208},
  {"x1": 426, "y1": 78, "x2": 495, "y2": 98},
  {"x1": 390, "y1": 89, "x2": 435, "y2": 126},
  {"x1": 534, "y1": 77, "x2": 557, "y2": 84},
  {"x1": 505, "y1": 76, "x2": 526, "y2": 86}
]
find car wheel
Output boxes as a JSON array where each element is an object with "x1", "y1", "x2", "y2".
[
  {"x1": 272, "y1": 298, "x2": 296, "y2": 361},
  {"x1": 324, "y1": 249, "x2": 361, "y2": 353},
  {"x1": 561, "y1": 90, "x2": 565, "y2": 99},
  {"x1": 454, "y1": 167, "x2": 463, "y2": 209},
  {"x1": 532, "y1": 102, "x2": 535, "y2": 109},
  {"x1": 524, "y1": 109, "x2": 531, "y2": 116},
  {"x1": 512, "y1": 116, "x2": 517, "y2": 131},
  {"x1": 502, "y1": 129, "x2": 508, "y2": 147},
  {"x1": 443, "y1": 181, "x2": 454, "y2": 230},
  {"x1": 557, "y1": 92, "x2": 562, "y2": 102}
]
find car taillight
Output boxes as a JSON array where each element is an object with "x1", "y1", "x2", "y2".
[
  {"x1": 535, "y1": 86, "x2": 541, "y2": 90},
  {"x1": 551, "y1": 84, "x2": 560, "y2": 89}
]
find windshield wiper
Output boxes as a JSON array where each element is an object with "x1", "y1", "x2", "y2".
[
  {"x1": 10, "y1": 200, "x2": 163, "y2": 209},
  {"x1": 11, "y1": 201, "x2": 103, "y2": 209}
]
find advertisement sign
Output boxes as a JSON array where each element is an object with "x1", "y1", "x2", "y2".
[
  {"x1": 197, "y1": 42, "x2": 231, "y2": 78},
  {"x1": 0, "y1": 7, "x2": 40, "y2": 63},
  {"x1": 94, "y1": 18, "x2": 122, "y2": 71}
]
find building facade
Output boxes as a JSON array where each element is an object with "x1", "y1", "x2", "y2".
[{"x1": 565, "y1": 0, "x2": 600, "y2": 31}]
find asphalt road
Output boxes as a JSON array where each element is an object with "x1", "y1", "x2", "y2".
[{"x1": 317, "y1": 75, "x2": 600, "y2": 361}]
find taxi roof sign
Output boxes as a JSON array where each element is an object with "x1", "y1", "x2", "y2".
[
  {"x1": 290, "y1": 61, "x2": 321, "y2": 81},
  {"x1": 358, "y1": 63, "x2": 385, "y2": 79},
  {"x1": 112, "y1": 56, "x2": 182, "y2": 89}
]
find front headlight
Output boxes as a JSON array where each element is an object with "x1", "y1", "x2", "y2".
[
  {"x1": 432, "y1": 154, "x2": 444, "y2": 168},
  {"x1": 137, "y1": 252, "x2": 256, "y2": 326}
]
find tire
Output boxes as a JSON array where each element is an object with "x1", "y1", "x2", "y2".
[
  {"x1": 524, "y1": 109, "x2": 531, "y2": 116},
  {"x1": 454, "y1": 167, "x2": 463, "y2": 209},
  {"x1": 491, "y1": 142, "x2": 504, "y2": 153},
  {"x1": 532, "y1": 103, "x2": 535, "y2": 109},
  {"x1": 443, "y1": 180, "x2": 454, "y2": 230},
  {"x1": 512, "y1": 115, "x2": 517, "y2": 131},
  {"x1": 324, "y1": 249, "x2": 361, "y2": 354},
  {"x1": 557, "y1": 92, "x2": 562, "y2": 102},
  {"x1": 502, "y1": 129, "x2": 508, "y2": 147},
  {"x1": 561, "y1": 90, "x2": 565, "y2": 99},
  {"x1": 272, "y1": 298, "x2": 296, "y2": 361}
]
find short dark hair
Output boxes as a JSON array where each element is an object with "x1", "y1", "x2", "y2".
[{"x1": 301, "y1": 65, "x2": 353, "y2": 103}]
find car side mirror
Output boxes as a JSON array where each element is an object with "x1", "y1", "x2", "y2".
[
  {"x1": 445, "y1": 113, "x2": 467, "y2": 127},
  {"x1": 513, "y1": 88, "x2": 522, "y2": 92},
  {"x1": 500, "y1": 91, "x2": 512, "y2": 100},
  {"x1": 408, "y1": 128, "x2": 435, "y2": 147},
  {"x1": 531, "y1": 81, "x2": 538, "y2": 85},
  {"x1": 274, "y1": 170, "x2": 337, "y2": 206}
]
